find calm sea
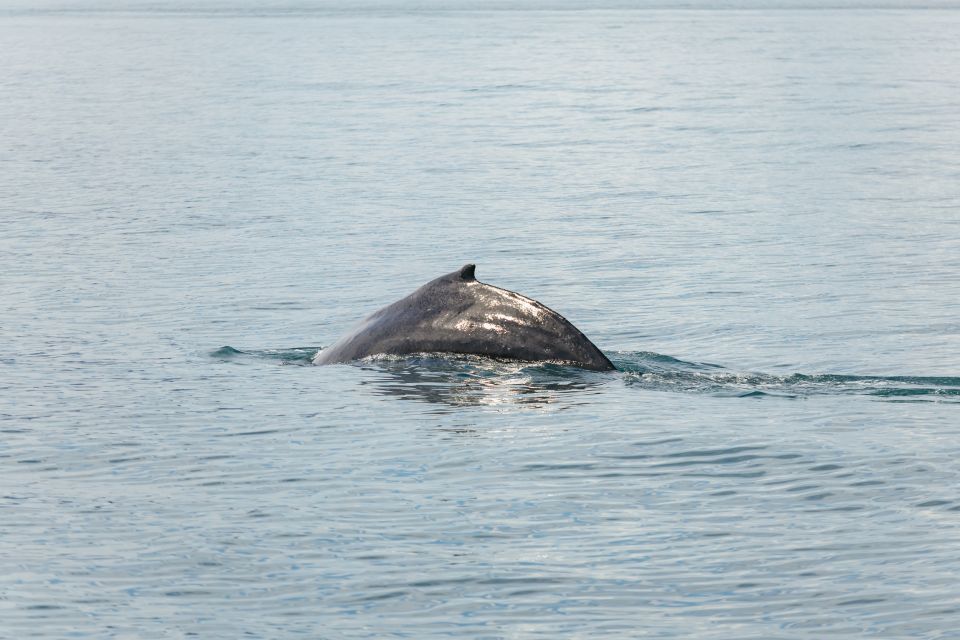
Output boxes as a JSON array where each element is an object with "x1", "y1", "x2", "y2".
[{"x1": 2, "y1": 3, "x2": 959, "y2": 638}]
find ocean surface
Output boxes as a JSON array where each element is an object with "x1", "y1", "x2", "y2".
[{"x1": 2, "y1": 4, "x2": 960, "y2": 638}]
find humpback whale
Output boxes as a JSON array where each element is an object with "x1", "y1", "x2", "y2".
[{"x1": 313, "y1": 264, "x2": 615, "y2": 371}]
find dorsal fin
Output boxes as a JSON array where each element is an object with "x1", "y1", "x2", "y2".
[{"x1": 459, "y1": 263, "x2": 476, "y2": 281}]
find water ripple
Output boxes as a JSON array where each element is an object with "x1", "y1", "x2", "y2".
[{"x1": 224, "y1": 345, "x2": 960, "y2": 405}]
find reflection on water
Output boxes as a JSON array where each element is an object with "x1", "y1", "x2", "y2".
[
  {"x1": 223, "y1": 346, "x2": 960, "y2": 405},
  {"x1": 356, "y1": 355, "x2": 606, "y2": 409},
  {"x1": 213, "y1": 346, "x2": 607, "y2": 408}
]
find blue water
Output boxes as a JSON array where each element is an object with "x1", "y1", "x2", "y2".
[{"x1": 3, "y1": 4, "x2": 960, "y2": 638}]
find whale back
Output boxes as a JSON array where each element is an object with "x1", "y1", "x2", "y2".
[{"x1": 313, "y1": 264, "x2": 614, "y2": 371}]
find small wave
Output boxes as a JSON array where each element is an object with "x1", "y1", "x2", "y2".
[
  {"x1": 210, "y1": 346, "x2": 319, "y2": 364},
  {"x1": 213, "y1": 346, "x2": 958, "y2": 403},
  {"x1": 614, "y1": 351, "x2": 960, "y2": 402},
  {"x1": 209, "y1": 345, "x2": 245, "y2": 359}
]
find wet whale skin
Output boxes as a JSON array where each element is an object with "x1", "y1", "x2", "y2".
[{"x1": 313, "y1": 264, "x2": 615, "y2": 371}]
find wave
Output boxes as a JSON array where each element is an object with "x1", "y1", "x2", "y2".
[
  {"x1": 212, "y1": 346, "x2": 960, "y2": 403},
  {"x1": 614, "y1": 351, "x2": 960, "y2": 401},
  {"x1": 210, "y1": 345, "x2": 319, "y2": 363}
]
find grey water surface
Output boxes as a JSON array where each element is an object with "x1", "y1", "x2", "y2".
[{"x1": 2, "y1": 3, "x2": 960, "y2": 638}]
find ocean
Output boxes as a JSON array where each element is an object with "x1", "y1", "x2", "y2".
[{"x1": 2, "y1": 3, "x2": 959, "y2": 637}]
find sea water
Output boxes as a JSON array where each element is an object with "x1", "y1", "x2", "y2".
[{"x1": 2, "y1": 3, "x2": 959, "y2": 638}]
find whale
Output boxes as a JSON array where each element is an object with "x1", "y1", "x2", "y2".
[{"x1": 313, "y1": 264, "x2": 615, "y2": 371}]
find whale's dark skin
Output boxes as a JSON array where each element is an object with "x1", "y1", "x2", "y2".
[{"x1": 313, "y1": 264, "x2": 615, "y2": 371}]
